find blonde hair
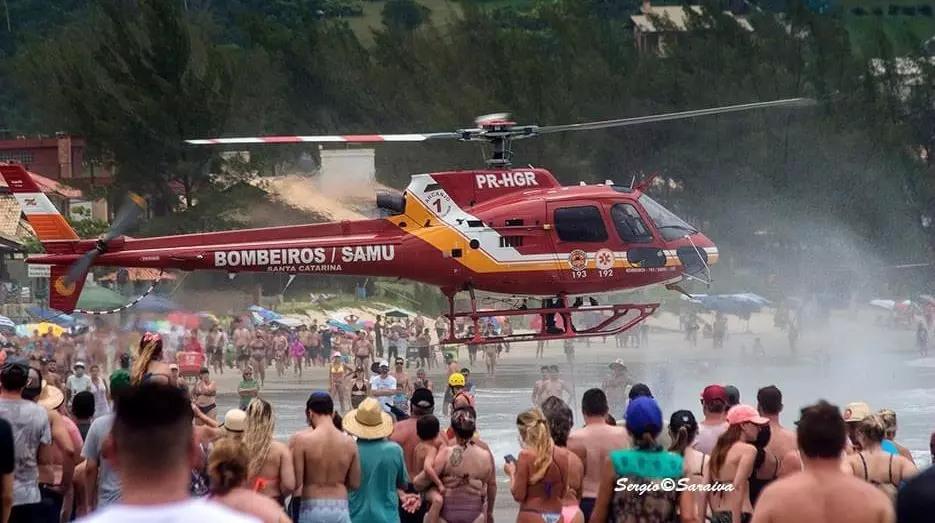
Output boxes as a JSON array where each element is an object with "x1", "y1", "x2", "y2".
[
  {"x1": 130, "y1": 333, "x2": 163, "y2": 385},
  {"x1": 878, "y1": 409, "x2": 897, "y2": 439},
  {"x1": 856, "y1": 414, "x2": 886, "y2": 445},
  {"x1": 243, "y1": 398, "x2": 274, "y2": 478},
  {"x1": 208, "y1": 438, "x2": 248, "y2": 496},
  {"x1": 516, "y1": 408, "x2": 553, "y2": 483}
]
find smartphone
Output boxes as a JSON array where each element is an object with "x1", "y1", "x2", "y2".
[{"x1": 504, "y1": 454, "x2": 516, "y2": 464}]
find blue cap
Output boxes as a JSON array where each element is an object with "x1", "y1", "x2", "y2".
[{"x1": 625, "y1": 396, "x2": 663, "y2": 437}]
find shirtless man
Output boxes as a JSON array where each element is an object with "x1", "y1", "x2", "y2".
[
  {"x1": 392, "y1": 358, "x2": 413, "y2": 398},
  {"x1": 538, "y1": 365, "x2": 572, "y2": 405},
  {"x1": 757, "y1": 386, "x2": 797, "y2": 459},
  {"x1": 531, "y1": 366, "x2": 549, "y2": 407},
  {"x1": 206, "y1": 325, "x2": 227, "y2": 375},
  {"x1": 233, "y1": 321, "x2": 252, "y2": 371},
  {"x1": 413, "y1": 368, "x2": 433, "y2": 391},
  {"x1": 390, "y1": 389, "x2": 442, "y2": 523},
  {"x1": 58, "y1": 333, "x2": 76, "y2": 370},
  {"x1": 751, "y1": 401, "x2": 894, "y2": 523},
  {"x1": 601, "y1": 359, "x2": 631, "y2": 414},
  {"x1": 353, "y1": 332, "x2": 372, "y2": 371},
  {"x1": 292, "y1": 391, "x2": 359, "y2": 522},
  {"x1": 483, "y1": 340, "x2": 499, "y2": 376},
  {"x1": 567, "y1": 388, "x2": 630, "y2": 521},
  {"x1": 704, "y1": 404, "x2": 766, "y2": 523}
]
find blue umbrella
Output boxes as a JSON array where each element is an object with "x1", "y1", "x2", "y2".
[
  {"x1": 326, "y1": 319, "x2": 357, "y2": 333},
  {"x1": 248, "y1": 306, "x2": 282, "y2": 322},
  {"x1": 134, "y1": 295, "x2": 182, "y2": 313},
  {"x1": 25, "y1": 307, "x2": 76, "y2": 327}
]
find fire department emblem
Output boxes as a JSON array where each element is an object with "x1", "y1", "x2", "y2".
[
  {"x1": 54, "y1": 276, "x2": 76, "y2": 297},
  {"x1": 595, "y1": 249, "x2": 614, "y2": 270},
  {"x1": 568, "y1": 250, "x2": 587, "y2": 270}
]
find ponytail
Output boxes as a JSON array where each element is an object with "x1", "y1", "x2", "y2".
[
  {"x1": 131, "y1": 333, "x2": 163, "y2": 385},
  {"x1": 668, "y1": 426, "x2": 691, "y2": 455},
  {"x1": 517, "y1": 408, "x2": 554, "y2": 483}
]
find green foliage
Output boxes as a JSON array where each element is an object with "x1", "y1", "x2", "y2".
[{"x1": 382, "y1": 0, "x2": 430, "y2": 30}]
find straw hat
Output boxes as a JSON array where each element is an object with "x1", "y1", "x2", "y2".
[
  {"x1": 223, "y1": 408, "x2": 247, "y2": 433},
  {"x1": 37, "y1": 382, "x2": 65, "y2": 411},
  {"x1": 343, "y1": 398, "x2": 393, "y2": 440}
]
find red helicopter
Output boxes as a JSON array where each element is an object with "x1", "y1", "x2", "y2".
[{"x1": 3, "y1": 98, "x2": 810, "y2": 344}]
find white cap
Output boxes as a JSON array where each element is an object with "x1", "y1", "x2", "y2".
[
  {"x1": 74, "y1": 361, "x2": 85, "y2": 368},
  {"x1": 331, "y1": 351, "x2": 342, "y2": 358},
  {"x1": 169, "y1": 363, "x2": 179, "y2": 370},
  {"x1": 378, "y1": 359, "x2": 389, "y2": 367}
]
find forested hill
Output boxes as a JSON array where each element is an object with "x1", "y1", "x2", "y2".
[{"x1": 1, "y1": 0, "x2": 934, "y2": 290}]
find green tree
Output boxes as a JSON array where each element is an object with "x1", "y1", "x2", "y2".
[{"x1": 381, "y1": 0, "x2": 429, "y2": 31}]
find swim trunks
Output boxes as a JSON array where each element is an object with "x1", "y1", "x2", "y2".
[{"x1": 298, "y1": 498, "x2": 351, "y2": 523}]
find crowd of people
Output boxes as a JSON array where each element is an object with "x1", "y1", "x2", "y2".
[{"x1": 2, "y1": 323, "x2": 935, "y2": 523}]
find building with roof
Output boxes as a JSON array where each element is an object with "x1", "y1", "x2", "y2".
[{"x1": 631, "y1": 1, "x2": 754, "y2": 53}]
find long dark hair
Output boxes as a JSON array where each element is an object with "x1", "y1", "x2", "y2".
[
  {"x1": 710, "y1": 424, "x2": 743, "y2": 479},
  {"x1": 669, "y1": 422, "x2": 699, "y2": 455}
]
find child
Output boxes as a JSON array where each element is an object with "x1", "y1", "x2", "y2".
[
  {"x1": 415, "y1": 415, "x2": 445, "y2": 523},
  {"x1": 393, "y1": 383, "x2": 410, "y2": 415}
]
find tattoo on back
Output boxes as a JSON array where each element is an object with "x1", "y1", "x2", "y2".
[{"x1": 451, "y1": 447, "x2": 464, "y2": 466}]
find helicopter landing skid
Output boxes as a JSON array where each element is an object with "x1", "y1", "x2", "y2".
[{"x1": 441, "y1": 291, "x2": 658, "y2": 345}]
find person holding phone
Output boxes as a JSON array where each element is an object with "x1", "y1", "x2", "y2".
[{"x1": 506, "y1": 408, "x2": 568, "y2": 523}]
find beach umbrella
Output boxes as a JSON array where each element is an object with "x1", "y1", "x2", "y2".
[
  {"x1": 326, "y1": 319, "x2": 357, "y2": 333},
  {"x1": 0, "y1": 315, "x2": 14, "y2": 331},
  {"x1": 167, "y1": 312, "x2": 201, "y2": 329},
  {"x1": 25, "y1": 307, "x2": 76, "y2": 327},
  {"x1": 870, "y1": 300, "x2": 896, "y2": 311},
  {"x1": 382, "y1": 308, "x2": 415, "y2": 318},
  {"x1": 18, "y1": 322, "x2": 67, "y2": 337},
  {"x1": 248, "y1": 306, "x2": 281, "y2": 322},
  {"x1": 135, "y1": 295, "x2": 182, "y2": 313},
  {"x1": 75, "y1": 286, "x2": 127, "y2": 310},
  {"x1": 197, "y1": 312, "x2": 220, "y2": 324}
]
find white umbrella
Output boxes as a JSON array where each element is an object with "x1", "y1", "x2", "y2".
[
  {"x1": 0, "y1": 315, "x2": 14, "y2": 330},
  {"x1": 870, "y1": 300, "x2": 896, "y2": 311}
]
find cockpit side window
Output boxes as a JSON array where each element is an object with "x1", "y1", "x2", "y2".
[
  {"x1": 611, "y1": 203, "x2": 654, "y2": 243},
  {"x1": 553, "y1": 206, "x2": 609, "y2": 242},
  {"x1": 638, "y1": 194, "x2": 697, "y2": 241}
]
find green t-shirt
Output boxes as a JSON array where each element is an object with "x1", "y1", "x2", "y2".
[
  {"x1": 238, "y1": 379, "x2": 258, "y2": 409},
  {"x1": 349, "y1": 439, "x2": 408, "y2": 523}
]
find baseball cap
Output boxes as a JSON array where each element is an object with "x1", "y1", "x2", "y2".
[
  {"x1": 625, "y1": 396, "x2": 663, "y2": 437},
  {"x1": 724, "y1": 385, "x2": 740, "y2": 406},
  {"x1": 74, "y1": 361, "x2": 86, "y2": 369},
  {"x1": 378, "y1": 359, "x2": 389, "y2": 368},
  {"x1": 726, "y1": 404, "x2": 769, "y2": 426},
  {"x1": 411, "y1": 388, "x2": 435, "y2": 409},
  {"x1": 1, "y1": 355, "x2": 29, "y2": 376},
  {"x1": 331, "y1": 351, "x2": 341, "y2": 358},
  {"x1": 169, "y1": 363, "x2": 179, "y2": 370},
  {"x1": 701, "y1": 385, "x2": 728, "y2": 403},
  {"x1": 843, "y1": 402, "x2": 871, "y2": 423},
  {"x1": 628, "y1": 383, "x2": 653, "y2": 400},
  {"x1": 609, "y1": 359, "x2": 627, "y2": 369},
  {"x1": 670, "y1": 410, "x2": 698, "y2": 432}
]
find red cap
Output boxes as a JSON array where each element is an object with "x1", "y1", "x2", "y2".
[{"x1": 701, "y1": 385, "x2": 728, "y2": 403}]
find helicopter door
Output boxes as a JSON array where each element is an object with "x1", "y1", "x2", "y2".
[
  {"x1": 607, "y1": 202, "x2": 668, "y2": 269},
  {"x1": 547, "y1": 203, "x2": 611, "y2": 283}
]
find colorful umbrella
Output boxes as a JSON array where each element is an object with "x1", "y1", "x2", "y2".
[
  {"x1": 17, "y1": 322, "x2": 67, "y2": 337},
  {"x1": 75, "y1": 286, "x2": 127, "y2": 310},
  {"x1": 25, "y1": 307, "x2": 76, "y2": 327},
  {"x1": 248, "y1": 306, "x2": 282, "y2": 322},
  {"x1": 326, "y1": 319, "x2": 357, "y2": 333},
  {"x1": 0, "y1": 315, "x2": 14, "y2": 331},
  {"x1": 167, "y1": 312, "x2": 201, "y2": 329}
]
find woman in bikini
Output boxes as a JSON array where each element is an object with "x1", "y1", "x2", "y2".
[
  {"x1": 348, "y1": 366, "x2": 370, "y2": 410},
  {"x1": 506, "y1": 408, "x2": 568, "y2": 523},
  {"x1": 844, "y1": 413, "x2": 918, "y2": 500},
  {"x1": 668, "y1": 410, "x2": 708, "y2": 519},
  {"x1": 429, "y1": 407, "x2": 492, "y2": 523},
  {"x1": 130, "y1": 332, "x2": 175, "y2": 386},
  {"x1": 243, "y1": 398, "x2": 296, "y2": 505},
  {"x1": 328, "y1": 351, "x2": 354, "y2": 412},
  {"x1": 193, "y1": 367, "x2": 218, "y2": 424},
  {"x1": 540, "y1": 397, "x2": 585, "y2": 523},
  {"x1": 207, "y1": 438, "x2": 292, "y2": 523}
]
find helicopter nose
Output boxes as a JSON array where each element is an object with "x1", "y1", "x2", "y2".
[{"x1": 672, "y1": 233, "x2": 718, "y2": 279}]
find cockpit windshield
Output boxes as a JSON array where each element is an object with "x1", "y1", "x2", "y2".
[{"x1": 638, "y1": 194, "x2": 697, "y2": 241}]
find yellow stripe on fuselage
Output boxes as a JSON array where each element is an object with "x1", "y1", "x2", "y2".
[{"x1": 386, "y1": 192, "x2": 688, "y2": 274}]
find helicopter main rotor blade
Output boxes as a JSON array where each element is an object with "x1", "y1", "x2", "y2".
[
  {"x1": 63, "y1": 193, "x2": 146, "y2": 285},
  {"x1": 537, "y1": 98, "x2": 815, "y2": 135},
  {"x1": 185, "y1": 132, "x2": 461, "y2": 145}
]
